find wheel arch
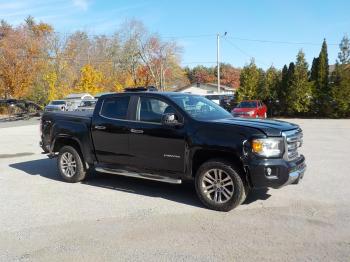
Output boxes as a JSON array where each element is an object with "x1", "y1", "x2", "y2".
[
  {"x1": 52, "y1": 135, "x2": 88, "y2": 169},
  {"x1": 191, "y1": 149, "x2": 251, "y2": 186}
]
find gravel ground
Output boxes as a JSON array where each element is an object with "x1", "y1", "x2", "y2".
[{"x1": 0, "y1": 119, "x2": 350, "y2": 261}]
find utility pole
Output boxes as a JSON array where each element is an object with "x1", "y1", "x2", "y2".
[
  {"x1": 160, "y1": 62, "x2": 163, "y2": 91},
  {"x1": 217, "y1": 32, "x2": 227, "y2": 94},
  {"x1": 217, "y1": 34, "x2": 220, "y2": 94}
]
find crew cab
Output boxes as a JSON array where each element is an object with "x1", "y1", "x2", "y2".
[{"x1": 40, "y1": 91, "x2": 306, "y2": 211}]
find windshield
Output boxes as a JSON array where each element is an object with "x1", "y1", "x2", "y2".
[
  {"x1": 205, "y1": 95, "x2": 220, "y2": 100},
  {"x1": 80, "y1": 100, "x2": 96, "y2": 107},
  {"x1": 50, "y1": 100, "x2": 65, "y2": 105},
  {"x1": 170, "y1": 94, "x2": 232, "y2": 120},
  {"x1": 237, "y1": 101, "x2": 257, "y2": 108}
]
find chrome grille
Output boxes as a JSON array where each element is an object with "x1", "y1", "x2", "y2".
[{"x1": 283, "y1": 129, "x2": 303, "y2": 161}]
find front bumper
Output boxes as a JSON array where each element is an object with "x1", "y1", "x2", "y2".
[
  {"x1": 232, "y1": 113, "x2": 255, "y2": 118},
  {"x1": 247, "y1": 154, "x2": 306, "y2": 189}
]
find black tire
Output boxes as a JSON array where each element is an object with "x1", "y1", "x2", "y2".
[
  {"x1": 195, "y1": 159, "x2": 247, "y2": 212},
  {"x1": 57, "y1": 145, "x2": 87, "y2": 183}
]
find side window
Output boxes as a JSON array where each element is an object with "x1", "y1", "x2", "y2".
[
  {"x1": 100, "y1": 96, "x2": 130, "y2": 119},
  {"x1": 137, "y1": 97, "x2": 176, "y2": 124}
]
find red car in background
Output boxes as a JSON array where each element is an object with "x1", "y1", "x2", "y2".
[{"x1": 231, "y1": 100, "x2": 267, "y2": 118}]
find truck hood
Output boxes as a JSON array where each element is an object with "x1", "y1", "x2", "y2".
[{"x1": 208, "y1": 118, "x2": 299, "y2": 136}]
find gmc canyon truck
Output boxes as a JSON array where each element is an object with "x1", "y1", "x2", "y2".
[{"x1": 40, "y1": 90, "x2": 306, "y2": 211}]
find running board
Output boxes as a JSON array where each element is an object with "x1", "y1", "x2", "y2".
[{"x1": 95, "y1": 167, "x2": 182, "y2": 184}]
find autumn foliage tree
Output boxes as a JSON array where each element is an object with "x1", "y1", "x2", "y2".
[
  {"x1": 76, "y1": 64, "x2": 104, "y2": 95},
  {"x1": 185, "y1": 64, "x2": 240, "y2": 89},
  {"x1": 0, "y1": 17, "x2": 52, "y2": 99},
  {"x1": 0, "y1": 18, "x2": 188, "y2": 103}
]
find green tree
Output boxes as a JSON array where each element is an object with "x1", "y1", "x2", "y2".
[
  {"x1": 331, "y1": 36, "x2": 350, "y2": 117},
  {"x1": 277, "y1": 65, "x2": 289, "y2": 113},
  {"x1": 257, "y1": 66, "x2": 280, "y2": 116},
  {"x1": 338, "y1": 35, "x2": 350, "y2": 64},
  {"x1": 256, "y1": 67, "x2": 277, "y2": 101},
  {"x1": 331, "y1": 64, "x2": 350, "y2": 117},
  {"x1": 311, "y1": 39, "x2": 330, "y2": 116},
  {"x1": 284, "y1": 62, "x2": 295, "y2": 115},
  {"x1": 286, "y1": 50, "x2": 312, "y2": 115},
  {"x1": 237, "y1": 59, "x2": 260, "y2": 101}
]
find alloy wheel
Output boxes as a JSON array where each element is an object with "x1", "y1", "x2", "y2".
[
  {"x1": 60, "y1": 152, "x2": 77, "y2": 177},
  {"x1": 201, "y1": 169, "x2": 234, "y2": 203}
]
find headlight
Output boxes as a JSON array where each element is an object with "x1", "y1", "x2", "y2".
[
  {"x1": 252, "y1": 138, "x2": 284, "y2": 157},
  {"x1": 247, "y1": 111, "x2": 254, "y2": 116}
]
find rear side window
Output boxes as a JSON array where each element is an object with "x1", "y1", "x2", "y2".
[{"x1": 100, "y1": 96, "x2": 130, "y2": 119}]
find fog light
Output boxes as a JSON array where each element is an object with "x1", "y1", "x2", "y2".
[
  {"x1": 266, "y1": 167, "x2": 272, "y2": 176},
  {"x1": 265, "y1": 167, "x2": 278, "y2": 179}
]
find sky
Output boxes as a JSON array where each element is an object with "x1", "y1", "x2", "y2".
[{"x1": 0, "y1": 0, "x2": 349, "y2": 69}]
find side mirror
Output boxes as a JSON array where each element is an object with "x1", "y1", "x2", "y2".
[{"x1": 162, "y1": 113, "x2": 183, "y2": 127}]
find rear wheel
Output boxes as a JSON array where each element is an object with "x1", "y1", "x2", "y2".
[
  {"x1": 57, "y1": 145, "x2": 87, "y2": 183},
  {"x1": 195, "y1": 159, "x2": 247, "y2": 212}
]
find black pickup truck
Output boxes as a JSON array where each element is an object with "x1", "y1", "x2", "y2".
[{"x1": 40, "y1": 91, "x2": 306, "y2": 211}]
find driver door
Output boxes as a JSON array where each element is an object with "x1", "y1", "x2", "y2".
[{"x1": 128, "y1": 96, "x2": 186, "y2": 175}]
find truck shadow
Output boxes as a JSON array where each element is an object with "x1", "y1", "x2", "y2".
[{"x1": 10, "y1": 158, "x2": 270, "y2": 208}]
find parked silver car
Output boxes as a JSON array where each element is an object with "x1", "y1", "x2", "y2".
[{"x1": 44, "y1": 100, "x2": 67, "y2": 112}]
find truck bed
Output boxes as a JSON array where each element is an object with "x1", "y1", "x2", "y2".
[{"x1": 44, "y1": 110, "x2": 93, "y2": 120}]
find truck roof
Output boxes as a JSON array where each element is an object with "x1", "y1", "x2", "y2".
[{"x1": 99, "y1": 91, "x2": 197, "y2": 99}]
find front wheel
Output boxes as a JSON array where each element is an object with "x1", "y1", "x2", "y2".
[
  {"x1": 57, "y1": 145, "x2": 87, "y2": 183},
  {"x1": 195, "y1": 160, "x2": 248, "y2": 212}
]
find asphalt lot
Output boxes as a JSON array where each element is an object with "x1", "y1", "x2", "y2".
[{"x1": 0, "y1": 118, "x2": 350, "y2": 261}]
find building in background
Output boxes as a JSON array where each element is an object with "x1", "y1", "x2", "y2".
[
  {"x1": 64, "y1": 93, "x2": 94, "y2": 100},
  {"x1": 64, "y1": 93, "x2": 94, "y2": 111},
  {"x1": 175, "y1": 83, "x2": 236, "y2": 95}
]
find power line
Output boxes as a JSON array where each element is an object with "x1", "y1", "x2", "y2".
[
  {"x1": 223, "y1": 38, "x2": 269, "y2": 66},
  {"x1": 53, "y1": 31, "x2": 339, "y2": 46},
  {"x1": 161, "y1": 34, "x2": 216, "y2": 39},
  {"x1": 53, "y1": 31, "x2": 217, "y2": 40},
  {"x1": 182, "y1": 61, "x2": 216, "y2": 65},
  {"x1": 227, "y1": 36, "x2": 338, "y2": 46}
]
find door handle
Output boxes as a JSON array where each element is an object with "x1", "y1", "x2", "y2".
[
  {"x1": 94, "y1": 125, "x2": 106, "y2": 130},
  {"x1": 130, "y1": 128, "x2": 144, "y2": 134}
]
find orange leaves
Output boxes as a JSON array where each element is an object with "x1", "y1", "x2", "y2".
[
  {"x1": 0, "y1": 19, "x2": 51, "y2": 99},
  {"x1": 33, "y1": 23, "x2": 53, "y2": 36},
  {"x1": 76, "y1": 64, "x2": 104, "y2": 95},
  {"x1": 0, "y1": 18, "x2": 189, "y2": 102}
]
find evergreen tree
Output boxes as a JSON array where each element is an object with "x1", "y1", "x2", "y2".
[
  {"x1": 276, "y1": 65, "x2": 289, "y2": 114},
  {"x1": 311, "y1": 39, "x2": 330, "y2": 116},
  {"x1": 331, "y1": 36, "x2": 350, "y2": 117},
  {"x1": 310, "y1": 57, "x2": 319, "y2": 81},
  {"x1": 331, "y1": 64, "x2": 350, "y2": 117},
  {"x1": 287, "y1": 50, "x2": 312, "y2": 114},
  {"x1": 259, "y1": 66, "x2": 281, "y2": 116},
  {"x1": 338, "y1": 35, "x2": 350, "y2": 64},
  {"x1": 256, "y1": 68, "x2": 267, "y2": 100},
  {"x1": 236, "y1": 59, "x2": 260, "y2": 101},
  {"x1": 284, "y1": 62, "x2": 295, "y2": 115}
]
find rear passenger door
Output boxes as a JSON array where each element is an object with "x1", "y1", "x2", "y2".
[
  {"x1": 91, "y1": 95, "x2": 132, "y2": 166},
  {"x1": 128, "y1": 96, "x2": 186, "y2": 175}
]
